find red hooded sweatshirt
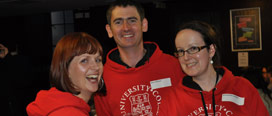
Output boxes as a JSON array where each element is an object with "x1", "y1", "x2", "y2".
[
  {"x1": 94, "y1": 42, "x2": 184, "y2": 116},
  {"x1": 159, "y1": 67, "x2": 269, "y2": 116},
  {"x1": 26, "y1": 87, "x2": 90, "y2": 116}
]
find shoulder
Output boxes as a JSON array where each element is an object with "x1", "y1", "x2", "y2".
[
  {"x1": 228, "y1": 75, "x2": 255, "y2": 90},
  {"x1": 231, "y1": 75, "x2": 254, "y2": 88},
  {"x1": 226, "y1": 75, "x2": 258, "y2": 95},
  {"x1": 220, "y1": 67, "x2": 257, "y2": 92},
  {"x1": 145, "y1": 41, "x2": 180, "y2": 66},
  {"x1": 161, "y1": 52, "x2": 176, "y2": 59},
  {"x1": 222, "y1": 67, "x2": 252, "y2": 85}
]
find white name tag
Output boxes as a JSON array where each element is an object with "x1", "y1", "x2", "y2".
[
  {"x1": 222, "y1": 94, "x2": 245, "y2": 106},
  {"x1": 150, "y1": 78, "x2": 172, "y2": 90}
]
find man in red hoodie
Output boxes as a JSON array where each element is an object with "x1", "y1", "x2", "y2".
[{"x1": 94, "y1": 0, "x2": 184, "y2": 115}]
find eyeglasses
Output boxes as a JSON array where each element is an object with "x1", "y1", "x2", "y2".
[{"x1": 174, "y1": 45, "x2": 208, "y2": 57}]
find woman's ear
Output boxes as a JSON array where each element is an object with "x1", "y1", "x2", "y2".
[{"x1": 209, "y1": 44, "x2": 216, "y2": 58}]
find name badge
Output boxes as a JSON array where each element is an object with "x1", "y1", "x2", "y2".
[
  {"x1": 222, "y1": 94, "x2": 245, "y2": 106},
  {"x1": 150, "y1": 78, "x2": 172, "y2": 90}
]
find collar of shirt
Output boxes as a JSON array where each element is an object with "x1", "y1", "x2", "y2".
[{"x1": 109, "y1": 43, "x2": 156, "y2": 68}]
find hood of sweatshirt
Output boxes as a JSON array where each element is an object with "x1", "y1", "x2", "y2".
[
  {"x1": 104, "y1": 41, "x2": 163, "y2": 72},
  {"x1": 181, "y1": 66, "x2": 236, "y2": 94},
  {"x1": 26, "y1": 87, "x2": 90, "y2": 116},
  {"x1": 180, "y1": 66, "x2": 239, "y2": 115}
]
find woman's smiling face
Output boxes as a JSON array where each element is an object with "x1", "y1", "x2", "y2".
[
  {"x1": 68, "y1": 52, "x2": 103, "y2": 94},
  {"x1": 175, "y1": 29, "x2": 214, "y2": 77}
]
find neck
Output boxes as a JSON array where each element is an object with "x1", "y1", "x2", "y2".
[
  {"x1": 76, "y1": 91, "x2": 92, "y2": 103},
  {"x1": 193, "y1": 66, "x2": 219, "y2": 91},
  {"x1": 118, "y1": 46, "x2": 146, "y2": 67}
]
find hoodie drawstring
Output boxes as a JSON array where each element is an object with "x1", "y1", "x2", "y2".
[
  {"x1": 200, "y1": 72, "x2": 219, "y2": 116},
  {"x1": 200, "y1": 91, "x2": 209, "y2": 116},
  {"x1": 212, "y1": 88, "x2": 216, "y2": 115}
]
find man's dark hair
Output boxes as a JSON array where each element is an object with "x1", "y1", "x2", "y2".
[{"x1": 106, "y1": 0, "x2": 145, "y2": 25}]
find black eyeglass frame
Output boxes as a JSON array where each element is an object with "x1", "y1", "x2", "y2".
[{"x1": 174, "y1": 45, "x2": 209, "y2": 57}]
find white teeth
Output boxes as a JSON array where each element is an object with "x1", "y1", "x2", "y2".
[
  {"x1": 187, "y1": 62, "x2": 195, "y2": 67},
  {"x1": 123, "y1": 34, "x2": 132, "y2": 37},
  {"x1": 86, "y1": 75, "x2": 98, "y2": 79}
]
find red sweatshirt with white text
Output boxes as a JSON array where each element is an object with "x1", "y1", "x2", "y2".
[
  {"x1": 94, "y1": 42, "x2": 185, "y2": 116},
  {"x1": 159, "y1": 67, "x2": 269, "y2": 116}
]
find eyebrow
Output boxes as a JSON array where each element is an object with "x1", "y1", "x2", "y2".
[
  {"x1": 113, "y1": 18, "x2": 123, "y2": 23},
  {"x1": 113, "y1": 16, "x2": 138, "y2": 23},
  {"x1": 127, "y1": 17, "x2": 137, "y2": 20}
]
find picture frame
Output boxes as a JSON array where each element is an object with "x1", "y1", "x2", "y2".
[{"x1": 230, "y1": 7, "x2": 262, "y2": 51}]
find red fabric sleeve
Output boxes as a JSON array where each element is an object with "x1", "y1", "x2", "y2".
[{"x1": 48, "y1": 107, "x2": 89, "y2": 116}]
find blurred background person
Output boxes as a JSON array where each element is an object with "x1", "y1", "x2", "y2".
[{"x1": 242, "y1": 66, "x2": 272, "y2": 116}]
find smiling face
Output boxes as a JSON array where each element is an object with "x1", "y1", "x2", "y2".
[
  {"x1": 68, "y1": 52, "x2": 103, "y2": 95},
  {"x1": 175, "y1": 29, "x2": 215, "y2": 77},
  {"x1": 105, "y1": 6, "x2": 148, "y2": 49}
]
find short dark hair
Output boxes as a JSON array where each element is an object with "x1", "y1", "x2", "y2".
[
  {"x1": 50, "y1": 32, "x2": 103, "y2": 95},
  {"x1": 106, "y1": 0, "x2": 145, "y2": 25},
  {"x1": 176, "y1": 21, "x2": 221, "y2": 67}
]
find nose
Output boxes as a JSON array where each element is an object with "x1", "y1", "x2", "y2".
[
  {"x1": 183, "y1": 52, "x2": 189, "y2": 60},
  {"x1": 122, "y1": 20, "x2": 130, "y2": 31},
  {"x1": 89, "y1": 61, "x2": 100, "y2": 70}
]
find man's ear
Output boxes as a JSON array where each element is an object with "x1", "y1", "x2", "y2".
[
  {"x1": 105, "y1": 24, "x2": 113, "y2": 38},
  {"x1": 142, "y1": 18, "x2": 148, "y2": 32}
]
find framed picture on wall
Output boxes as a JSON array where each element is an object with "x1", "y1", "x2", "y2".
[{"x1": 230, "y1": 7, "x2": 262, "y2": 51}]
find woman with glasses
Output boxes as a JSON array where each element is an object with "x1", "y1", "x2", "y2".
[{"x1": 159, "y1": 21, "x2": 269, "y2": 116}]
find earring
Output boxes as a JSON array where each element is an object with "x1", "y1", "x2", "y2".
[
  {"x1": 210, "y1": 60, "x2": 214, "y2": 64},
  {"x1": 98, "y1": 77, "x2": 104, "y2": 91}
]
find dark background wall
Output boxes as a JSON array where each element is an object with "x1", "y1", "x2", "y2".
[
  {"x1": 0, "y1": 0, "x2": 271, "y2": 115},
  {"x1": 0, "y1": 14, "x2": 52, "y2": 115}
]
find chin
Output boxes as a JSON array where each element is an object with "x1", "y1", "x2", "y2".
[
  {"x1": 184, "y1": 70, "x2": 198, "y2": 77},
  {"x1": 91, "y1": 88, "x2": 99, "y2": 92},
  {"x1": 86, "y1": 86, "x2": 98, "y2": 93}
]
